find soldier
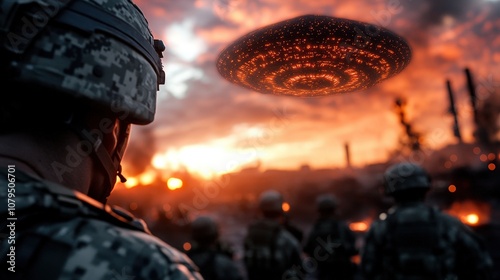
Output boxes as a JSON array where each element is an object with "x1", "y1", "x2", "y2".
[
  {"x1": 186, "y1": 215, "x2": 244, "y2": 280},
  {"x1": 243, "y1": 189, "x2": 302, "y2": 280},
  {"x1": 361, "y1": 162, "x2": 493, "y2": 280},
  {"x1": 303, "y1": 194, "x2": 358, "y2": 280},
  {"x1": 0, "y1": 0, "x2": 202, "y2": 279}
]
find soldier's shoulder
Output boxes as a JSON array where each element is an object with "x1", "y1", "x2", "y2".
[
  {"x1": 433, "y1": 208, "x2": 471, "y2": 230},
  {"x1": 26, "y1": 217, "x2": 203, "y2": 279},
  {"x1": 1, "y1": 173, "x2": 202, "y2": 279}
]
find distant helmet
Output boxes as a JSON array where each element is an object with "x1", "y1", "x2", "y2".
[
  {"x1": 191, "y1": 216, "x2": 219, "y2": 245},
  {"x1": 258, "y1": 189, "x2": 284, "y2": 214},
  {"x1": 0, "y1": 0, "x2": 165, "y2": 125},
  {"x1": 383, "y1": 162, "x2": 431, "y2": 195},
  {"x1": 316, "y1": 194, "x2": 337, "y2": 212}
]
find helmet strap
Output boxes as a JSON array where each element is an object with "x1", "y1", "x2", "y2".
[{"x1": 64, "y1": 113, "x2": 127, "y2": 203}]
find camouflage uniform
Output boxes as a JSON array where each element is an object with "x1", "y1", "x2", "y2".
[
  {"x1": 0, "y1": 170, "x2": 203, "y2": 280},
  {"x1": 362, "y1": 202, "x2": 493, "y2": 280}
]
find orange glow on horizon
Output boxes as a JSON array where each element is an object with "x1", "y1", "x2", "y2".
[
  {"x1": 151, "y1": 144, "x2": 257, "y2": 179},
  {"x1": 124, "y1": 177, "x2": 139, "y2": 189},
  {"x1": 123, "y1": 169, "x2": 157, "y2": 189},
  {"x1": 167, "y1": 177, "x2": 183, "y2": 190},
  {"x1": 446, "y1": 200, "x2": 491, "y2": 226}
]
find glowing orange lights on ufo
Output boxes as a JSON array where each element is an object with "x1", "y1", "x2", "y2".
[{"x1": 216, "y1": 15, "x2": 412, "y2": 97}]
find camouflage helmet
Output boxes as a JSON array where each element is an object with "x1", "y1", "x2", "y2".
[
  {"x1": 258, "y1": 189, "x2": 284, "y2": 214},
  {"x1": 383, "y1": 162, "x2": 431, "y2": 195},
  {"x1": 0, "y1": 0, "x2": 165, "y2": 125},
  {"x1": 191, "y1": 216, "x2": 219, "y2": 245},
  {"x1": 316, "y1": 194, "x2": 337, "y2": 212}
]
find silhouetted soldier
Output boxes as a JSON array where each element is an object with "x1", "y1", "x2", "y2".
[
  {"x1": 283, "y1": 208, "x2": 304, "y2": 244},
  {"x1": 361, "y1": 162, "x2": 493, "y2": 280},
  {"x1": 243, "y1": 189, "x2": 302, "y2": 280},
  {"x1": 187, "y1": 215, "x2": 244, "y2": 280},
  {"x1": 303, "y1": 194, "x2": 358, "y2": 280}
]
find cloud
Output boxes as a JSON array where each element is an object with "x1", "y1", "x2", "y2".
[{"x1": 128, "y1": 0, "x2": 500, "y2": 174}]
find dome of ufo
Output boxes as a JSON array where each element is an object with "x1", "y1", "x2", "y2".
[{"x1": 216, "y1": 14, "x2": 412, "y2": 97}]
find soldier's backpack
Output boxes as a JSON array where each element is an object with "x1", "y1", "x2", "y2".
[
  {"x1": 243, "y1": 220, "x2": 286, "y2": 279},
  {"x1": 383, "y1": 207, "x2": 454, "y2": 280}
]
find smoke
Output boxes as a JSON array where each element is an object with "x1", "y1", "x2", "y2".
[{"x1": 122, "y1": 126, "x2": 157, "y2": 176}]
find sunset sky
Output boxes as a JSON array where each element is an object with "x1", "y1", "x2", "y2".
[{"x1": 122, "y1": 0, "x2": 500, "y2": 179}]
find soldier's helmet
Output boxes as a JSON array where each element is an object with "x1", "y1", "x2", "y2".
[
  {"x1": 258, "y1": 189, "x2": 284, "y2": 215},
  {"x1": 191, "y1": 216, "x2": 219, "y2": 246},
  {"x1": 383, "y1": 162, "x2": 431, "y2": 195},
  {"x1": 316, "y1": 194, "x2": 337, "y2": 213},
  {"x1": 0, "y1": 0, "x2": 165, "y2": 201},
  {"x1": 0, "y1": 0, "x2": 165, "y2": 125}
]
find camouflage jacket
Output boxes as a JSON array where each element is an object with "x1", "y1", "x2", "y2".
[
  {"x1": 0, "y1": 170, "x2": 203, "y2": 280},
  {"x1": 361, "y1": 202, "x2": 493, "y2": 280}
]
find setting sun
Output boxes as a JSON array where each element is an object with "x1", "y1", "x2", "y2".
[{"x1": 151, "y1": 142, "x2": 258, "y2": 179}]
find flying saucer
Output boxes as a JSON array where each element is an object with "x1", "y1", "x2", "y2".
[{"x1": 216, "y1": 15, "x2": 412, "y2": 97}]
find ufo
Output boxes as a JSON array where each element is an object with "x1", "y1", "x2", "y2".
[{"x1": 216, "y1": 14, "x2": 412, "y2": 97}]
